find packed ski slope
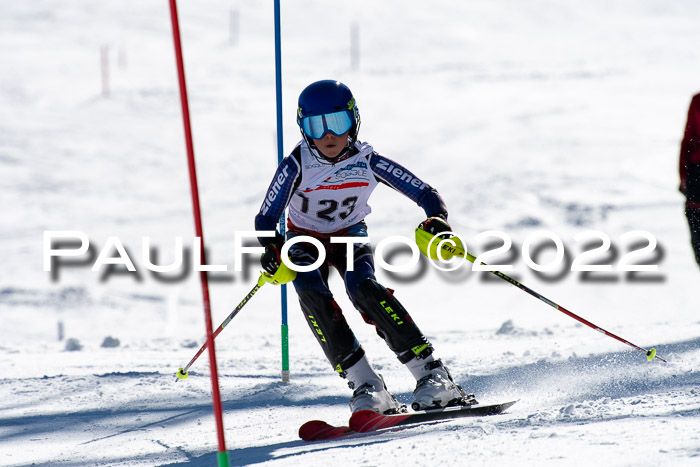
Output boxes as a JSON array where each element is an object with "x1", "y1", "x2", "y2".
[{"x1": 1, "y1": 0, "x2": 699, "y2": 465}]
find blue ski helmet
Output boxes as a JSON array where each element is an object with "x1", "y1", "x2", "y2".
[{"x1": 296, "y1": 80, "x2": 361, "y2": 161}]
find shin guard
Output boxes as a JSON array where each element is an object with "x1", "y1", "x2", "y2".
[
  {"x1": 354, "y1": 279, "x2": 431, "y2": 358},
  {"x1": 297, "y1": 290, "x2": 364, "y2": 374}
]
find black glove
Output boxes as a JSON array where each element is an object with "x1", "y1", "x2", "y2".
[
  {"x1": 260, "y1": 234, "x2": 284, "y2": 275},
  {"x1": 418, "y1": 216, "x2": 452, "y2": 237}
]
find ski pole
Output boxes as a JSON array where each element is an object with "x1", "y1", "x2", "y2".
[
  {"x1": 175, "y1": 274, "x2": 268, "y2": 381},
  {"x1": 416, "y1": 229, "x2": 667, "y2": 363}
]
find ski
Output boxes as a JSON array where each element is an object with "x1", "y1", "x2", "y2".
[
  {"x1": 298, "y1": 401, "x2": 516, "y2": 441},
  {"x1": 349, "y1": 401, "x2": 517, "y2": 433},
  {"x1": 298, "y1": 419, "x2": 354, "y2": 441}
]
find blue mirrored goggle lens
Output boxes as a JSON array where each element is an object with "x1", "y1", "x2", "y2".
[{"x1": 301, "y1": 111, "x2": 353, "y2": 139}]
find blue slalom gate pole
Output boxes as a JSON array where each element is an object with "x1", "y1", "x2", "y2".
[{"x1": 273, "y1": 0, "x2": 290, "y2": 383}]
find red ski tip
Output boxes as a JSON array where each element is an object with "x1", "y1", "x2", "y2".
[
  {"x1": 299, "y1": 420, "x2": 352, "y2": 441},
  {"x1": 350, "y1": 410, "x2": 410, "y2": 433}
]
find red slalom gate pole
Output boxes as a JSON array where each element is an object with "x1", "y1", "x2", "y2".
[{"x1": 168, "y1": 1, "x2": 230, "y2": 466}]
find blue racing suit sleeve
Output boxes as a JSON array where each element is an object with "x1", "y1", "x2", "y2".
[
  {"x1": 369, "y1": 152, "x2": 448, "y2": 219},
  {"x1": 254, "y1": 153, "x2": 301, "y2": 246}
]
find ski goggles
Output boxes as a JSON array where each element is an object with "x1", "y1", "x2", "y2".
[{"x1": 300, "y1": 110, "x2": 353, "y2": 139}]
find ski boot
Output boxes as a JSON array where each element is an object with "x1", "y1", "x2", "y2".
[
  {"x1": 349, "y1": 375, "x2": 404, "y2": 414},
  {"x1": 407, "y1": 358, "x2": 477, "y2": 411},
  {"x1": 346, "y1": 356, "x2": 404, "y2": 414}
]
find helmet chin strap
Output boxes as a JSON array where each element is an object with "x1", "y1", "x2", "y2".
[{"x1": 301, "y1": 131, "x2": 354, "y2": 165}]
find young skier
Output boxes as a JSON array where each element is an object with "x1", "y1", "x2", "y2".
[
  {"x1": 255, "y1": 79, "x2": 474, "y2": 414},
  {"x1": 680, "y1": 92, "x2": 700, "y2": 268}
]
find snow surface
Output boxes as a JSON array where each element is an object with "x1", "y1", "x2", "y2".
[{"x1": 1, "y1": 0, "x2": 699, "y2": 465}]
